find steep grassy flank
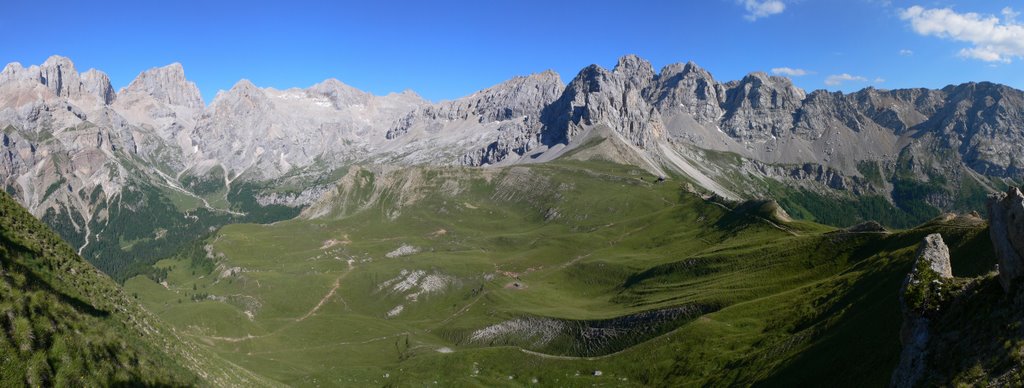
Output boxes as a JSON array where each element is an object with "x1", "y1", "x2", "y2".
[
  {"x1": 0, "y1": 192, "x2": 194, "y2": 385},
  {"x1": 0, "y1": 191, "x2": 275, "y2": 387},
  {"x1": 126, "y1": 161, "x2": 999, "y2": 386}
]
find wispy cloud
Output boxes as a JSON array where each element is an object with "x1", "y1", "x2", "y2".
[
  {"x1": 825, "y1": 73, "x2": 868, "y2": 86},
  {"x1": 741, "y1": 0, "x2": 786, "y2": 21},
  {"x1": 771, "y1": 67, "x2": 808, "y2": 76},
  {"x1": 1004, "y1": 7, "x2": 1020, "y2": 23},
  {"x1": 899, "y1": 49, "x2": 914, "y2": 56},
  {"x1": 899, "y1": 5, "x2": 1024, "y2": 63}
]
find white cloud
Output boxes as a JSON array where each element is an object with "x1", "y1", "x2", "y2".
[
  {"x1": 899, "y1": 49, "x2": 914, "y2": 56},
  {"x1": 825, "y1": 73, "x2": 868, "y2": 86},
  {"x1": 824, "y1": 73, "x2": 886, "y2": 87},
  {"x1": 771, "y1": 67, "x2": 808, "y2": 76},
  {"x1": 899, "y1": 5, "x2": 1024, "y2": 63},
  {"x1": 742, "y1": 0, "x2": 786, "y2": 21},
  {"x1": 1004, "y1": 7, "x2": 1020, "y2": 23}
]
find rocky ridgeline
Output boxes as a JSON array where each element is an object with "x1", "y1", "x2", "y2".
[
  {"x1": 390, "y1": 70, "x2": 563, "y2": 166},
  {"x1": 2, "y1": 54, "x2": 1024, "y2": 180},
  {"x1": 4, "y1": 54, "x2": 1024, "y2": 255},
  {"x1": 1, "y1": 56, "x2": 114, "y2": 105}
]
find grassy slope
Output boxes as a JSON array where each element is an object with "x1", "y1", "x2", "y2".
[
  {"x1": 0, "y1": 191, "x2": 276, "y2": 387},
  {"x1": 125, "y1": 161, "x2": 997, "y2": 386}
]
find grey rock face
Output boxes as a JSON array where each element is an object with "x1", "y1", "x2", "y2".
[
  {"x1": 892, "y1": 315, "x2": 930, "y2": 388},
  {"x1": 389, "y1": 70, "x2": 562, "y2": 165},
  {"x1": 542, "y1": 55, "x2": 663, "y2": 148},
  {"x1": 395, "y1": 70, "x2": 562, "y2": 132},
  {"x1": 720, "y1": 72, "x2": 804, "y2": 142},
  {"x1": 81, "y1": 69, "x2": 116, "y2": 105},
  {"x1": 189, "y1": 77, "x2": 427, "y2": 180},
  {"x1": 0, "y1": 56, "x2": 183, "y2": 258},
  {"x1": 747, "y1": 160, "x2": 867, "y2": 192},
  {"x1": 649, "y1": 62, "x2": 725, "y2": 125},
  {"x1": 38, "y1": 55, "x2": 85, "y2": 100},
  {"x1": 987, "y1": 187, "x2": 1024, "y2": 291},
  {"x1": 0, "y1": 56, "x2": 114, "y2": 106},
  {"x1": 532, "y1": 55, "x2": 1024, "y2": 183},
  {"x1": 892, "y1": 233, "x2": 953, "y2": 388},
  {"x1": 256, "y1": 186, "x2": 331, "y2": 207},
  {"x1": 915, "y1": 233, "x2": 953, "y2": 279},
  {"x1": 931, "y1": 83, "x2": 1024, "y2": 177},
  {"x1": 119, "y1": 63, "x2": 203, "y2": 109},
  {"x1": 459, "y1": 118, "x2": 539, "y2": 166},
  {"x1": 306, "y1": 78, "x2": 371, "y2": 108}
]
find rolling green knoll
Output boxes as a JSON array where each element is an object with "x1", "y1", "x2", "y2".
[{"x1": 125, "y1": 160, "x2": 998, "y2": 386}]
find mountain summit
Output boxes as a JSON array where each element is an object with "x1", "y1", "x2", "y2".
[{"x1": 120, "y1": 63, "x2": 203, "y2": 109}]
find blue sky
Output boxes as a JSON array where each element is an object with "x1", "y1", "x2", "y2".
[{"x1": 1, "y1": 1, "x2": 1021, "y2": 103}]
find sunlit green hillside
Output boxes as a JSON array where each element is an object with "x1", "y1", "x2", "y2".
[{"x1": 124, "y1": 161, "x2": 997, "y2": 386}]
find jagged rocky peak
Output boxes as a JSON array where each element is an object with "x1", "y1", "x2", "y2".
[
  {"x1": 390, "y1": 69, "x2": 564, "y2": 140},
  {"x1": 212, "y1": 79, "x2": 270, "y2": 109},
  {"x1": 650, "y1": 61, "x2": 725, "y2": 124},
  {"x1": 569, "y1": 64, "x2": 615, "y2": 92},
  {"x1": 544, "y1": 56, "x2": 665, "y2": 147},
  {"x1": 845, "y1": 88, "x2": 924, "y2": 133},
  {"x1": 38, "y1": 55, "x2": 85, "y2": 99},
  {"x1": 987, "y1": 187, "x2": 1024, "y2": 291},
  {"x1": 720, "y1": 71, "x2": 806, "y2": 141},
  {"x1": 791, "y1": 89, "x2": 862, "y2": 136},
  {"x1": 931, "y1": 83, "x2": 1024, "y2": 177},
  {"x1": 943, "y1": 81, "x2": 1014, "y2": 102},
  {"x1": 81, "y1": 69, "x2": 115, "y2": 105},
  {"x1": 120, "y1": 62, "x2": 203, "y2": 109},
  {"x1": 0, "y1": 62, "x2": 23, "y2": 76},
  {"x1": 0, "y1": 56, "x2": 117, "y2": 105},
  {"x1": 461, "y1": 69, "x2": 565, "y2": 122},
  {"x1": 306, "y1": 78, "x2": 371, "y2": 107},
  {"x1": 728, "y1": 71, "x2": 806, "y2": 107},
  {"x1": 385, "y1": 69, "x2": 561, "y2": 143},
  {"x1": 612, "y1": 54, "x2": 655, "y2": 89}
]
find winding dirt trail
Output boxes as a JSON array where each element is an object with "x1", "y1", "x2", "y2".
[{"x1": 296, "y1": 260, "x2": 355, "y2": 322}]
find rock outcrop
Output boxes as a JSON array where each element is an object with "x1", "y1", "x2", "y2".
[
  {"x1": 987, "y1": 187, "x2": 1024, "y2": 291},
  {"x1": 81, "y1": 69, "x2": 116, "y2": 105},
  {"x1": 720, "y1": 72, "x2": 805, "y2": 142},
  {"x1": 892, "y1": 233, "x2": 953, "y2": 388},
  {"x1": 118, "y1": 63, "x2": 203, "y2": 109},
  {"x1": 0, "y1": 55, "x2": 115, "y2": 106},
  {"x1": 388, "y1": 70, "x2": 562, "y2": 164},
  {"x1": 541, "y1": 55, "x2": 664, "y2": 148}
]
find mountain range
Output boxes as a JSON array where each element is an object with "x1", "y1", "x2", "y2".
[{"x1": 2, "y1": 54, "x2": 1022, "y2": 278}]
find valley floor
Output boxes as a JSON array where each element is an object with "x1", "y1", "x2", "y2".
[{"x1": 123, "y1": 162, "x2": 996, "y2": 386}]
